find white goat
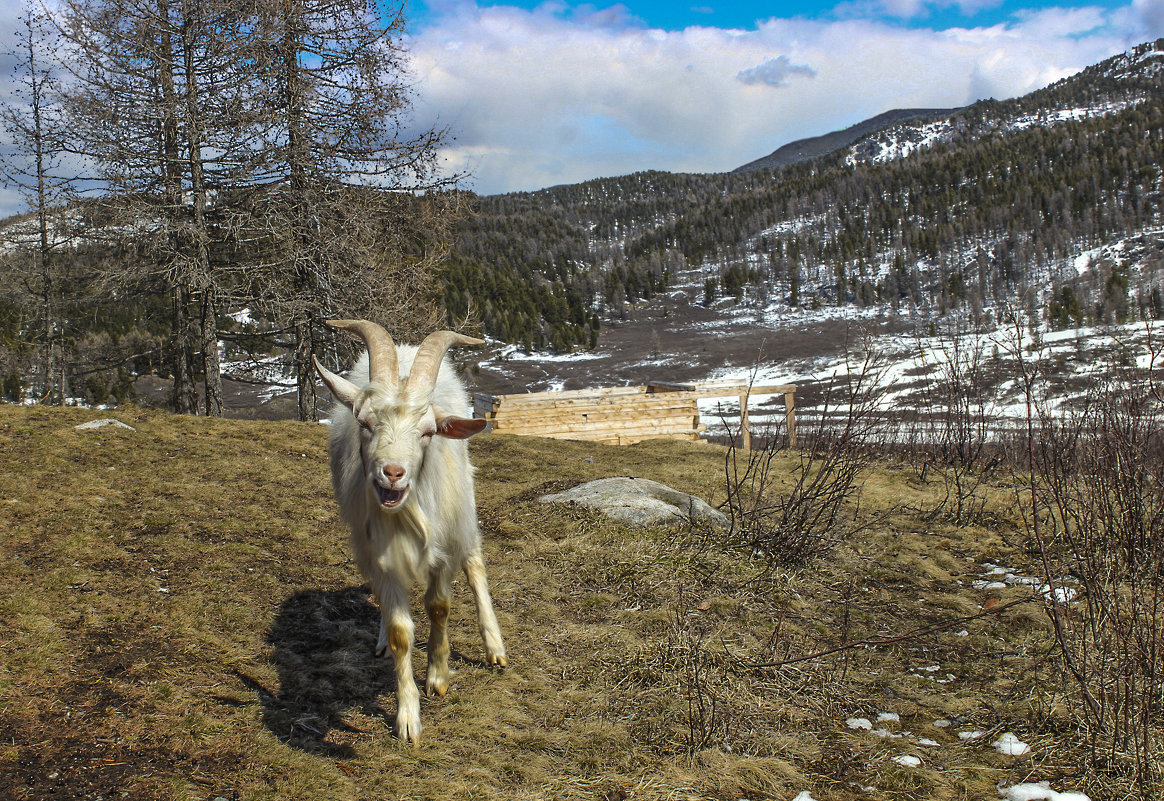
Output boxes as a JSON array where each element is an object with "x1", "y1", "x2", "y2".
[{"x1": 313, "y1": 319, "x2": 506, "y2": 744}]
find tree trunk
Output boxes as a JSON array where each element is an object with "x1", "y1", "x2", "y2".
[
  {"x1": 171, "y1": 280, "x2": 198, "y2": 413},
  {"x1": 25, "y1": 7, "x2": 61, "y2": 404},
  {"x1": 180, "y1": 1, "x2": 222, "y2": 416},
  {"x1": 295, "y1": 318, "x2": 317, "y2": 421},
  {"x1": 200, "y1": 290, "x2": 223, "y2": 416},
  {"x1": 156, "y1": 0, "x2": 198, "y2": 414}
]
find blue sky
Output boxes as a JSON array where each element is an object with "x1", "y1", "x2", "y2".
[{"x1": 410, "y1": 0, "x2": 1133, "y2": 33}]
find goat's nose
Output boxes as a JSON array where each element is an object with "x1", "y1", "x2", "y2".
[{"x1": 383, "y1": 464, "x2": 406, "y2": 482}]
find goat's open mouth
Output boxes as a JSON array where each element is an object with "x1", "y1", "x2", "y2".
[{"x1": 377, "y1": 485, "x2": 408, "y2": 508}]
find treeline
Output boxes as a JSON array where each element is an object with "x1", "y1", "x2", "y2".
[
  {"x1": 442, "y1": 190, "x2": 674, "y2": 350},
  {"x1": 446, "y1": 39, "x2": 1164, "y2": 345},
  {"x1": 0, "y1": 0, "x2": 455, "y2": 419}
]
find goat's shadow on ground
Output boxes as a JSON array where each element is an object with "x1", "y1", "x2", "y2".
[{"x1": 241, "y1": 587, "x2": 394, "y2": 758}]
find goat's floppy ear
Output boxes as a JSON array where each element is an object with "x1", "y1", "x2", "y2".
[
  {"x1": 435, "y1": 412, "x2": 489, "y2": 439},
  {"x1": 313, "y1": 355, "x2": 361, "y2": 409}
]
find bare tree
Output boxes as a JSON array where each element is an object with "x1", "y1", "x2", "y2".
[
  {"x1": 52, "y1": 0, "x2": 263, "y2": 414},
  {"x1": 33, "y1": 0, "x2": 458, "y2": 417},
  {"x1": 247, "y1": 0, "x2": 460, "y2": 420},
  {"x1": 0, "y1": 2, "x2": 79, "y2": 402}
]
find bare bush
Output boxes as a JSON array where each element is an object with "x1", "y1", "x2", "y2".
[
  {"x1": 668, "y1": 596, "x2": 734, "y2": 754},
  {"x1": 1012, "y1": 320, "x2": 1164, "y2": 797},
  {"x1": 719, "y1": 345, "x2": 890, "y2": 571},
  {"x1": 906, "y1": 322, "x2": 1003, "y2": 524}
]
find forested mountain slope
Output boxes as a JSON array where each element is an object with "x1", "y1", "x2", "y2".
[{"x1": 445, "y1": 39, "x2": 1164, "y2": 352}]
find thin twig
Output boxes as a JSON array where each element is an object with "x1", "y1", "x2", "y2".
[{"x1": 743, "y1": 594, "x2": 1038, "y2": 669}]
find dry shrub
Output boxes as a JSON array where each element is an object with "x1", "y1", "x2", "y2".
[
  {"x1": 719, "y1": 346, "x2": 890, "y2": 571},
  {"x1": 1015, "y1": 325, "x2": 1164, "y2": 798},
  {"x1": 905, "y1": 323, "x2": 1003, "y2": 525}
]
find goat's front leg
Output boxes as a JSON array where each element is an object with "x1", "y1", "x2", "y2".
[
  {"x1": 379, "y1": 585, "x2": 421, "y2": 744},
  {"x1": 424, "y1": 571, "x2": 452, "y2": 697},
  {"x1": 463, "y1": 551, "x2": 506, "y2": 667}
]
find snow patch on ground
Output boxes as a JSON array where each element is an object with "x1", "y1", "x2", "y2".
[{"x1": 1000, "y1": 782, "x2": 1091, "y2": 801}]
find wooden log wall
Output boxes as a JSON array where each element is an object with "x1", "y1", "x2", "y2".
[
  {"x1": 474, "y1": 381, "x2": 797, "y2": 447},
  {"x1": 474, "y1": 385, "x2": 703, "y2": 445}
]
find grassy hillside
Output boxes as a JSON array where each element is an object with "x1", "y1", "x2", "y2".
[{"x1": 0, "y1": 405, "x2": 1117, "y2": 800}]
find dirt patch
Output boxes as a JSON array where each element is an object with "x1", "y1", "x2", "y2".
[{"x1": 0, "y1": 622, "x2": 246, "y2": 801}]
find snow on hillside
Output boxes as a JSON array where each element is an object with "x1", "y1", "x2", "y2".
[
  {"x1": 846, "y1": 96, "x2": 1146, "y2": 167},
  {"x1": 1104, "y1": 43, "x2": 1164, "y2": 79},
  {"x1": 841, "y1": 39, "x2": 1161, "y2": 169},
  {"x1": 465, "y1": 220, "x2": 1164, "y2": 440},
  {"x1": 699, "y1": 315, "x2": 1163, "y2": 434},
  {"x1": 845, "y1": 119, "x2": 956, "y2": 166}
]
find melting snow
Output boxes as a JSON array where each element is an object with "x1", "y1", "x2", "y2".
[
  {"x1": 483, "y1": 343, "x2": 608, "y2": 364},
  {"x1": 1000, "y1": 782, "x2": 1091, "y2": 801},
  {"x1": 993, "y1": 731, "x2": 1032, "y2": 756}
]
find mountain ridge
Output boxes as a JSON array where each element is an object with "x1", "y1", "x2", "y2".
[{"x1": 732, "y1": 107, "x2": 964, "y2": 173}]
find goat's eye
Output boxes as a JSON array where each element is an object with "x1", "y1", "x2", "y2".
[{"x1": 421, "y1": 431, "x2": 434, "y2": 439}]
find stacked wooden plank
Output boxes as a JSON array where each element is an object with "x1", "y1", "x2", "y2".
[
  {"x1": 473, "y1": 385, "x2": 704, "y2": 445},
  {"x1": 473, "y1": 381, "x2": 797, "y2": 447}
]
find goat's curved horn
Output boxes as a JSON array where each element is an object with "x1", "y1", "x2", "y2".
[
  {"x1": 404, "y1": 331, "x2": 485, "y2": 397},
  {"x1": 313, "y1": 355, "x2": 361, "y2": 408},
  {"x1": 326, "y1": 319, "x2": 399, "y2": 390}
]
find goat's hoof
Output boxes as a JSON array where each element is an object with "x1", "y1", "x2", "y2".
[
  {"x1": 374, "y1": 643, "x2": 388, "y2": 658},
  {"x1": 396, "y1": 712, "x2": 422, "y2": 745},
  {"x1": 486, "y1": 652, "x2": 507, "y2": 669},
  {"x1": 425, "y1": 674, "x2": 449, "y2": 697}
]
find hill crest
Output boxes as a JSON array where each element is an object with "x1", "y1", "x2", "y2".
[{"x1": 733, "y1": 107, "x2": 963, "y2": 173}]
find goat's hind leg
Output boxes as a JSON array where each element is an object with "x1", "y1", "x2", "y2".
[
  {"x1": 463, "y1": 551, "x2": 506, "y2": 667},
  {"x1": 375, "y1": 608, "x2": 390, "y2": 658}
]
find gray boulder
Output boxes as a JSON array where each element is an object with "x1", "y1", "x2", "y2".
[
  {"x1": 539, "y1": 477, "x2": 728, "y2": 529},
  {"x1": 75, "y1": 418, "x2": 136, "y2": 431}
]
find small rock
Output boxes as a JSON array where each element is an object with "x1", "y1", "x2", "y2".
[{"x1": 75, "y1": 418, "x2": 135, "y2": 432}]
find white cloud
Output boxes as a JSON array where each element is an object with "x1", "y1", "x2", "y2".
[
  {"x1": 1133, "y1": 0, "x2": 1164, "y2": 31},
  {"x1": 409, "y1": 3, "x2": 1158, "y2": 196},
  {"x1": 2, "y1": 1, "x2": 1161, "y2": 217}
]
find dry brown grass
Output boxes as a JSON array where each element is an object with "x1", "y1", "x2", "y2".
[{"x1": 0, "y1": 405, "x2": 1117, "y2": 800}]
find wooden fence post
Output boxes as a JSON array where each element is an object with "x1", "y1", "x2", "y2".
[{"x1": 785, "y1": 390, "x2": 797, "y2": 449}]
